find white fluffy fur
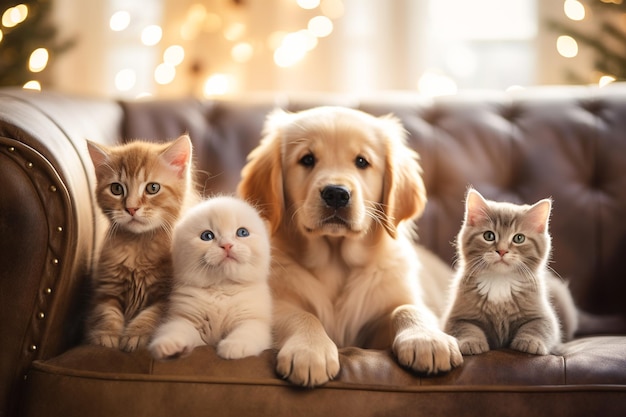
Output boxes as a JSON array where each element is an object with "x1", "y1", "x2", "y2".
[{"x1": 149, "y1": 196, "x2": 272, "y2": 360}]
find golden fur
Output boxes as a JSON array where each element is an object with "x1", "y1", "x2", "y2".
[{"x1": 238, "y1": 107, "x2": 462, "y2": 387}]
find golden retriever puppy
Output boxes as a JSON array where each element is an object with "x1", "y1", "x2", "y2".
[{"x1": 238, "y1": 106, "x2": 462, "y2": 387}]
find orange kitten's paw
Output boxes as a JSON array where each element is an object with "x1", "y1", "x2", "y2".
[
  {"x1": 511, "y1": 337, "x2": 549, "y2": 355},
  {"x1": 458, "y1": 337, "x2": 490, "y2": 355},
  {"x1": 89, "y1": 332, "x2": 121, "y2": 349},
  {"x1": 393, "y1": 328, "x2": 463, "y2": 374},
  {"x1": 120, "y1": 334, "x2": 151, "y2": 352}
]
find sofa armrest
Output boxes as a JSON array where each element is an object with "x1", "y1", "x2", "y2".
[{"x1": 0, "y1": 89, "x2": 123, "y2": 416}]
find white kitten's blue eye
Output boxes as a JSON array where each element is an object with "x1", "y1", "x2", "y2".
[
  {"x1": 146, "y1": 182, "x2": 160, "y2": 194},
  {"x1": 110, "y1": 183, "x2": 124, "y2": 196},
  {"x1": 483, "y1": 231, "x2": 496, "y2": 241},
  {"x1": 513, "y1": 233, "x2": 525, "y2": 244},
  {"x1": 236, "y1": 227, "x2": 249, "y2": 237},
  {"x1": 200, "y1": 230, "x2": 215, "y2": 241}
]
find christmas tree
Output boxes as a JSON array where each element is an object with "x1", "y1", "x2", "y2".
[
  {"x1": 0, "y1": 0, "x2": 73, "y2": 88},
  {"x1": 548, "y1": 0, "x2": 626, "y2": 83}
]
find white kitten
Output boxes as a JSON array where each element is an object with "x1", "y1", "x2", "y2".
[{"x1": 149, "y1": 196, "x2": 272, "y2": 360}]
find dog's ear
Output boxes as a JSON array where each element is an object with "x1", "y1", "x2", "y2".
[
  {"x1": 237, "y1": 109, "x2": 286, "y2": 234},
  {"x1": 379, "y1": 115, "x2": 427, "y2": 239}
]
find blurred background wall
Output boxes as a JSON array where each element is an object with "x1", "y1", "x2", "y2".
[{"x1": 1, "y1": 0, "x2": 623, "y2": 98}]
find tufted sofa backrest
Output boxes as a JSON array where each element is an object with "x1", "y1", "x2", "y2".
[{"x1": 120, "y1": 87, "x2": 626, "y2": 317}]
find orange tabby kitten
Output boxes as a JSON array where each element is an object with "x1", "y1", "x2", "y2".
[{"x1": 85, "y1": 135, "x2": 195, "y2": 351}]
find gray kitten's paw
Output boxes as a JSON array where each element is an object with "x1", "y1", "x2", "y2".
[
  {"x1": 458, "y1": 337, "x2": 490, "y2": 355},
  {"x1": 511, "y1": 337, "x2": 549, "y2": 355}
]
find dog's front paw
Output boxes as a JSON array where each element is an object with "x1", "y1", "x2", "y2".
[
  {"x1": 393, "y1": 328, "x2": 463, "y2": 374},
  {"x1": 458, "y1": 336, "x2": 490, "y2": 355},
  {"x1": 276, "y1": 336, "x2": 340, "y2": 387},
  {"x1": 510, "y1": 336, "x2": 549, "y2": 355}
]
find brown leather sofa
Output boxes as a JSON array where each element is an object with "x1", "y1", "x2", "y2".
[{"x1": 1, "y1": 85, "x2": 626, "y2": 417}]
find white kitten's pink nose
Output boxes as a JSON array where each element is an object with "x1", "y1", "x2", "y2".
[
  {"x1": 221, "y1": 243, "x2": 233, "y2": 252},
  {"x1": 496, "y1": 249, "x2": 508, "y2": 257},
  {"x1": 126, "y1": 207, "x2": 139, "y2": 216}
]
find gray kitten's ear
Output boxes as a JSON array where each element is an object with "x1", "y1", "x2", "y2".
[
  {"x1": 86, "y1": 140, "x2": 110, "y2": 168},
  {"x1": 161, "y1": 134, "x2": 192, "y2": 178},
  {"x1": 465, "y1": 188, "x2": 489, "y2": 226},
  {"x1": 526, "y1": 198, "x2": 552, "y2": 233}
]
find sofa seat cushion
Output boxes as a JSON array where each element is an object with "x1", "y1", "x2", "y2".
[{"x1": 19, "y1": 337, "x2": 626, "y2": 417}]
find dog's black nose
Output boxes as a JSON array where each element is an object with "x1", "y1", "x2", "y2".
[{"x1": 321, "y1": 185, "x2": 350, "y2": 208}]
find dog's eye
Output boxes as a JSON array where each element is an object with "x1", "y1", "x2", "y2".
[
  {"x1": 355, "y1": 156, "x2": 370, "y2": 169},
  {"x1": 299, "y1": 153, "x2": 316, "y2": 168}
]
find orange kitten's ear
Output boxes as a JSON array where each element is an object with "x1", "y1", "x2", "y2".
[
  {"x1": 526, "y1": 198, "x2": 552, "y2": 233},
  {"x1": 161, "y1": 134, "x2": 192, "y2": 178},
  {"x1": 86, "y1": 140, "x2": 110, "y2": 168},
  {"x1": 465, "y1": 188, "x2": 489, "y2": 226}
]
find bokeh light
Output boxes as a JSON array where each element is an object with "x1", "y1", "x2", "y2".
[
  {"x1": 28, "y1": 48, "x2": 49, "y2": 73},
  {"x1": 154, "y1": 63, "x2": 176, "y2": 85},
  {"x1": 308, "y1": 16, "x2": 333, "y2": 37},
  {"x1": 23, "y1": 80, "x2": 41, "y2": 91},
  {"x1": 297, "y1": 0, "x2": 320, "y2": 10},
  {"x1": 203, "y1": 73, "x2": 234, "y2": 96},
  {"x1": 564, "y1": 0, "x2": 585, "y2": 21},
  {"x1": 556, "y1": 35, "x2": 578, "y2": 58},
  {"x1": 163, "y1": 45, "x2": 185, "y2": 66},
  {"x1": 2, "y1": 4, "x2": 28, "y2": 28},
  {"x1": 115, "y1": 69, "x2": 136, "y2": 91},
  {"x1": 231, "y1": 42, "x2": 254, "y2": 63},
  {"x1": 109, "y1": 11, "x2": 130, "y2": 31},
  {"x1": 141, "y1": 25, "x2": 163, "y2": 46}
]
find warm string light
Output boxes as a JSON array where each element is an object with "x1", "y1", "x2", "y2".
[
  {"x1": 557, "y1": 0, "x2": 615, "y2": 86},
  {"x1": 2, "y1": 4, "x2": 28, "y2": 28},
  {"x1": 1, "y1": 4, "x2": 51, "y2": 91},
  {"x1": 109, "y1": 11, "x2": 130, "y2": 31},
  {"x1": 107, "y1": 0, "x2": 345, "y2": 97}
]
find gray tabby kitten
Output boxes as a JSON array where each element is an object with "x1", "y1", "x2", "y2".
[{"x1": 443, "y1": 188, "x2": 577, "y2": 355}]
